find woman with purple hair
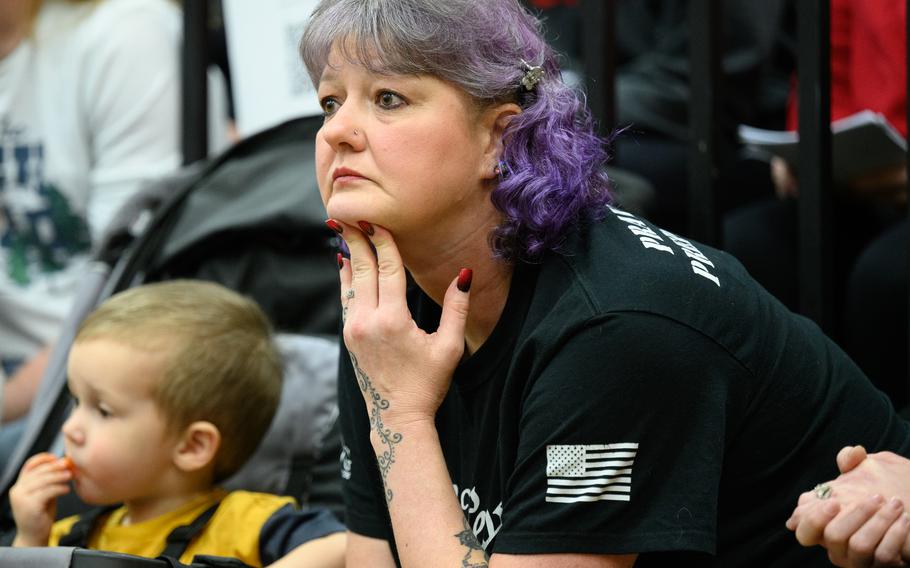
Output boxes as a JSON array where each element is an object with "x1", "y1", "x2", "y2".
[{"x1": 301, "y1": 0, "x2": 910, "y2": 565}]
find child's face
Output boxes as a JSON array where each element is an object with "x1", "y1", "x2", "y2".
[{"x1": 63, "y1": 339, "x2": 180, "y2": 506}]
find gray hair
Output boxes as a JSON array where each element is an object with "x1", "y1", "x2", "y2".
[{"x1": 300, "y1": 0, "x2": 543, "y2": 103}]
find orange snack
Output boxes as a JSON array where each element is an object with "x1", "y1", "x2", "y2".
[{"x1": 62, "y1": 456, "x2": 77, "y2": 475}]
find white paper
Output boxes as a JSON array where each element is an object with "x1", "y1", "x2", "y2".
[
  {"x1": 738, "y1": 110, "x2": 907, "y2": 184},
  {"x1": 223, "y1": 0, "x2": 322, "y2": 137}
]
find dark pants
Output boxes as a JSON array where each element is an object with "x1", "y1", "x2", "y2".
[{"x1": 844, "y1": 220, "x2": 909, "y2": 408}]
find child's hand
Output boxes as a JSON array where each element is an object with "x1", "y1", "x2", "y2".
[{"x1": 10, "y1": 453, "x2": 73, "y2": 547}]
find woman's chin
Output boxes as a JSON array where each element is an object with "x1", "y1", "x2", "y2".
[{"x1": 326, "y1": 206, "x2": 387, "y2": 229}]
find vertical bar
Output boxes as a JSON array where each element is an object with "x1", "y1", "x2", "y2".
[
  {"x1": 581, "y1": 0, "x2": 616, "y2": 135},
  {"x1": 797, "y1": 0, "x2": 833, "y2": 330},
  {"x1": 687, "y1": 0, "x2": 722, "y2": 245},
  {"x1": 906, "y1": 0, "x2": 910, "y2": 387},
  {"x1": 182, "y1": 0, "x2": 209, "y2": 165}
]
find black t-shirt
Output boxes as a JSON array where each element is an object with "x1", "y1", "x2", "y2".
[{"x1": 338, "y1": 206, "x2": 910, "y2": 566}]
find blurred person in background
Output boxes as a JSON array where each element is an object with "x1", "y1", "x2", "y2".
[
  {"x1": 529, "y1": 0, "x2": 792, "y2": 234},
  {"x1": 0, "y1": 0, "x2": 181, "y2": 458},
  {"x1": 723, "y1": 0, "x2": 908, "y2": 410}
]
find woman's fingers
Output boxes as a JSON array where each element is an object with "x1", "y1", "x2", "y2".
[
  {"x1": 825, "y1": 495, "x2": 887, "y2": 564},
  {"x1": 437, "y1": 269, "x2": 472, "y2": 354},
  {"x1": 845, "y1": 498, "x2": 905, "y2": 567},
  {"x1": 328, "y1": 219, "x2": 410, "y2": 314},
  {"x1": 871, "y1": 511, "x2": 910, "y2": 566},
  {"x1": 364, "y1": 223, "x2": 408, "y2": 311},
  {"x1": 327, "y1": 219, "x2": 378, "y2": 310},
  {"x1": 792, "y1": 500, "x2": 840, "y2": 545},
  {"x1": 838, "y1": 445, "x2": 868, "y2": 474},
  {"x1": 346, "y1": 221, "x2": 379, "y2": 309}
]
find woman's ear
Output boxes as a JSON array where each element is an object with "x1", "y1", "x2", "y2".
[
  {"x1": 172, "y1": 421, "x2": 221, "y2": 473},
  {"x1": 480, "y1": 102, "x2": 522, "y2": 181}
]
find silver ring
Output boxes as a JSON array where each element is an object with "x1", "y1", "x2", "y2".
[
  {"x1": 345, "y1": 289, "x2": 355, "y2": 299},
  {"x1": 814, "y1": 483, "x2": 832, "y2": 500}
]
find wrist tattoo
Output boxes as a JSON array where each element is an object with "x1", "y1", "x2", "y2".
[
  {"x1": 350, "y1": 352, "x2": 401, "y2": 503},
  {"x1": 456, "y1": 517, "x2": 489, "y2": 568}
]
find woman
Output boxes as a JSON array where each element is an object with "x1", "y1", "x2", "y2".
[{"x1": 302, "y1": 0, "x2": 910, "y2": 565}]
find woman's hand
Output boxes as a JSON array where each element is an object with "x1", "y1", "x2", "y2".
[
  {"x1": 329, "y1": 218, "x2": 471, "y2": 426},
  {"x1": 329, "y1": 219, "x2": 471, "y2": 502},
  {"x1": 786, "y1": 446, "x2": 910, "y2": 566},
  {"x1": 10, "y1": 452, "x2": 72, "y2": 547}
]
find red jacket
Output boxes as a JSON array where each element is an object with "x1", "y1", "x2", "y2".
[{"x1": 787, "y1": 0, "x2": 907, "y2": 136}]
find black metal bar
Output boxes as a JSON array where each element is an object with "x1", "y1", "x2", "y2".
[
  {"x1": 581, "y1": 0, "x2": 615, "y2": 136},
  {"x1": 181, "y1": 0, "x2": 209, "y2": 165},
  {"x1": 687, "y1": 0, "x2": 722, "y2": 246},
  {"x1": 796, "y1": 0, "x2": 833, "y2": 331}
]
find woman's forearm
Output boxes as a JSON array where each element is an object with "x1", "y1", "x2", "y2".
[{"x1": 372, "y1": 419, "x2": 487, "y2": 568}]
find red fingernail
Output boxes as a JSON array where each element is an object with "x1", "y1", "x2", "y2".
[
  {"x1": 325, "y1": 219, "x2": 343, "y2": 234},
  {"x1": 336, "y1": 252, "x2": 344, "y2": 270},
  {"x1": 357, "y1": 220, "x2": 375, "y2": 236},
  {"x1": 457, "y1": 268, "x2": 473, "y2": 293}
]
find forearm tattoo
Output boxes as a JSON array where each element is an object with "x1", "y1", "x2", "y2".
[
  {"x1": 456, "y1": 517, "x2": 489, "y2": 568},
  {"x1": 350, "y1": 352, "x2": 401, "y2": 503}
]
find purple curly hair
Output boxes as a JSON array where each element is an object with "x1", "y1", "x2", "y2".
[{"x1": 301, "y1": 0, "x2": 612, "y2": 262}]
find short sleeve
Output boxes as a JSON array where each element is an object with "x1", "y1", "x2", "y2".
[
  {"x1": 259, "y1": 505, "x2": 345, "y2": 565},
  {"x1": 337, "y1": 341, "x2": 396, "y2": 542},
  {"x1": 493, "y1": 312, "x2": 750, "y2": 555},
  {"x1": 78, "y1": 0, "x2": 181, "y2": 236}
]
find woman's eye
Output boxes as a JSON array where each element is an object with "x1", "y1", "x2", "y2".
[
  {"x1": 97, "y1": 404, "x2": 112, "y2": 418},
  {"x1": 377, "y1": 91, "x2": 404, "y2": 109},
  {"x1": 320, "y1": 97, "x2": 339, "y2": 116}
]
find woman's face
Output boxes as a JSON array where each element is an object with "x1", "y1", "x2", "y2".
[{"x1": 314, "y1": 48, "x2": 497, "y2": 238}]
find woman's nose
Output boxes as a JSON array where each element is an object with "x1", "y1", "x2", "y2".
[{"x1": 320, "y1": 105, "x2": 366, "y2": 151}]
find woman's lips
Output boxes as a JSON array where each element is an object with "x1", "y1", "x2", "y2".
[{"x1": 332, "y1": 167, "x2": 368, "y2": 184}]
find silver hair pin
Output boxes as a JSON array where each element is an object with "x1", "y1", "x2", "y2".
[{"x1": 520, "y1": 59, "x2": 545, "y2": 91}]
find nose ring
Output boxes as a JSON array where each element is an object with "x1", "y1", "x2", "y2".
[{"x1": 353, "y1": 129, "x2": 359, "y2": 136}]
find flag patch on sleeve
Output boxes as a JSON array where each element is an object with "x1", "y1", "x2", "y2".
[{"x1": 545, "y1": 443, "x2": 638, "y2": 503}]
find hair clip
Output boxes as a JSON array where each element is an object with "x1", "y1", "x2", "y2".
[{"x1": 520, "y1": 59, "x2": 545, "y2": 91}]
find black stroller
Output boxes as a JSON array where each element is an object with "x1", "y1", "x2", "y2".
[{"x1": 0, "y1": 116, "x2": 344, "y2": 567}]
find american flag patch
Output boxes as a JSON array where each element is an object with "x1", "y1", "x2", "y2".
[{"x1": 545, "y1": 443, "x2": 638, "y2": 503}]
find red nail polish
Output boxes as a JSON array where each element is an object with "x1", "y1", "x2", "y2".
[
  {"x1": 357, "y1": 220, "x2": 375, "y2": 236},
  {"x1": 336, "y1": 252, "x2": 344, "y2": 270},
  {"x1": 457, "y1": 268, "x2": 473, "y2": 293},
  {"x1": 325, "y1": 219, "x2": 343, "y2": 234}
]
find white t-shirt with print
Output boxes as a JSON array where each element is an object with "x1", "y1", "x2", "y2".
[{"x1": 0, "y1": 0, "x2": 181, "y2": 362}]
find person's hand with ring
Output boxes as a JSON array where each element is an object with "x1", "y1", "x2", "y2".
[{"x1": 786, "y1": 446, "x2": 910, "y2": 566}]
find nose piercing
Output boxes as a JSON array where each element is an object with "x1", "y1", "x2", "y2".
[{"x1": 353, "y1": 129, "x2": 359, "y2": 136}]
